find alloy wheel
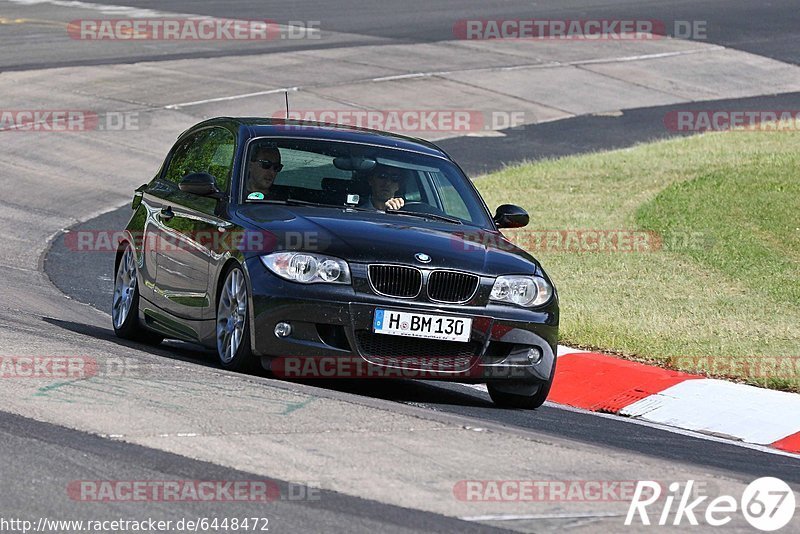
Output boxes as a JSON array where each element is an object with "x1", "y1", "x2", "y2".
[
  {"x1": 216, "y1": 268, "x2": 248, "y2": 363},
  {"x1": 112, "y1": 245, "x2": 137, "y2": 330}
]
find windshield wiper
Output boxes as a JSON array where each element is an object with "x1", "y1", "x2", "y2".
[
  {"x1": 388, "y1": 210, "x2": 463, "y2": 225},
  {"x1": 285, "y1": 198, "x2": 345, "y2": 209},
  {"x1": 249, "y1": 199, "x2": 459, "y2": 222},
  {"x1": 251, "y1": 198, "x2": 367, "y2": 210}
]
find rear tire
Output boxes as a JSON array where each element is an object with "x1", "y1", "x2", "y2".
[{"x1": 112, "y1": 243, "x2": 163, "y2": 346}]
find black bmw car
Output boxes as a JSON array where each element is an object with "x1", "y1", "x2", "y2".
[{"x1": 112, "y1": 117, "x2": 559, "y2": 408}]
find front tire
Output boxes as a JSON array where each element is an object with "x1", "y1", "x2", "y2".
[
  {"x1": 487, "y1": 358, "x2": 557, "y2": 409},
  {"x1": 112, "y1": 243, "x2": 163, "y2": 345},
  {"x1": 215, "y1": 265, "x2": 257, "y2": 372}
]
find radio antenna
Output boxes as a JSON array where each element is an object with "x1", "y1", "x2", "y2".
[{"x1": 284, "y1": 90, "x2": 290, "y2": 119}]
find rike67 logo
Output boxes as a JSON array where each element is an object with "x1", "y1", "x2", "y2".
[{"x1": 626, "y1": 477, "x2": 795, "y2": 531}]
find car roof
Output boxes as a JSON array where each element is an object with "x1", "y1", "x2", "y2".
[{"x1": 189, "y1": 117, "x2": 452, "y2": 160}]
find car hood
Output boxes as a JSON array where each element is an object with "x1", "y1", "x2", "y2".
[{"x1": 235, "y1": 204, "x2": 541, "y2": 276}]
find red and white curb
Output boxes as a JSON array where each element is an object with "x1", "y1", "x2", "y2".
[{"x1": 549, "y1": 347, "x2": 800, "y2": 454}]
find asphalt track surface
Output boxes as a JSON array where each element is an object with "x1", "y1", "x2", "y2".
[
  {"x1": 1, "y1": 411, "x2": 508, "y2": 533},
  {"x1": 4, "y1": 0, "x2": 799, "y2": 70},
  {"x1": 7, "y1": 0, "x2": 800, "y2": 531}
]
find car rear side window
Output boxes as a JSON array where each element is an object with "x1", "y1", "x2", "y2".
[{"x1": 163, "y1": 127, "x2": 235, "y2": 192}]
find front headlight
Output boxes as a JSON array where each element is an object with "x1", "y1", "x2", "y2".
[
  {"x1": 490, "y1": 275, "x2": 552, "y2": 307},
  {"x1": 260, "y1": 252, "x2": 351, "y2": 284}
]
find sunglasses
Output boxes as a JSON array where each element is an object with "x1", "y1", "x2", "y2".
[
  {"x1": 375, "y1": 173, "x2": 403, "y2": 183},
  {"x1": 257, "y1": 159, "x2": 283, "y2": 172}
]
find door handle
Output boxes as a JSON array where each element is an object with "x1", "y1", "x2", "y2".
[{"x1": 159, "y1": 206, "x2": 174, "y2": 222}]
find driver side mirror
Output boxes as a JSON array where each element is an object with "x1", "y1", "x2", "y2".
[
  {"x1": 494, "y1": 204, "x2": 529, "y2": 229},
  {"x1": 179, "y1": 172, "x2": 225, "y2": 199}
]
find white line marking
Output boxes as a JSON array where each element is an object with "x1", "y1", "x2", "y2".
[
  {"x1": 460, "y1": 512, "x2": 625, "y2": 521},
  {"x1": 369, "y1": 48, "x2": 723, "y2": 81},
  {"x1": 0, "y1": 263, "x2": 39, "y2": 274},
  {"x1": 571, "y1": 46, "x2": 725, "y2": 66},
  {"x1": 164, "y1": 87, "x2": 299, "y2": 110},
  {"x1": 158, "y1": 49, "x2": 730, "y2": 110},
  {"x1": 370, "y1": 73, "x2": 433, "y2": 82}
]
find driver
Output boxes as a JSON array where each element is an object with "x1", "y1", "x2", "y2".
[
  {"x1": 361, "y1": 166, "x2": 406, "y2": 210},
  {"x1": 246, "y1": 145, "x2": 283, "y2": 199}
]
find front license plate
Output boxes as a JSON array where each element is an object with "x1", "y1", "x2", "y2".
[{"x1": 373, "y1": 309, "x2": 472, "y2": 342}]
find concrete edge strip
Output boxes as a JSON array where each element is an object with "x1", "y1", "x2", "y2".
[{"x1": 551, "y1": 351, "x2": 800, "y2": 453}]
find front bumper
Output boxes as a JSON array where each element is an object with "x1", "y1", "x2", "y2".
[{"x1": 245, "y1": 257, "x2": 558, "y2": 383}]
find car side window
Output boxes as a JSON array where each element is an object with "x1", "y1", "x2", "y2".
[{"x1": 163, "y1": 127, "x2": 235, "y2": 192}]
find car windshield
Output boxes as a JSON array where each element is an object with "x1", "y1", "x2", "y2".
[{"x1": 242, "y1": 137, "x2": 493, "y2": 228}]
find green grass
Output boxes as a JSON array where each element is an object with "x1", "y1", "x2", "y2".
[{"x1": 474, "y1": 129, "x2": 800, "y2": 390}]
